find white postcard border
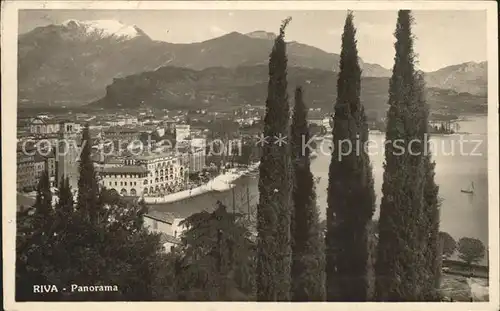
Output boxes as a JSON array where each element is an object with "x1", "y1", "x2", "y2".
[{"x1": 1, "y1": 1, "x2": 498, "y2": 310}]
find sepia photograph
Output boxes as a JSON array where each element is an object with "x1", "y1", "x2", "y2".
[{"x1": 1, "y1": 1, "x2": 498, "y2": 310}]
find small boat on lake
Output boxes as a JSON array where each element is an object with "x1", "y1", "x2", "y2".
[{"x1": 461, "y1": 181, "x2": 474, "y2": 194}]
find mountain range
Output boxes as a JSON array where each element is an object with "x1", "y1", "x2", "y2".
[
  {"x1": 18, "y1": 19, "x2": 487, "y2": 110},
  {"x1": 93, "y1": 65, "x2": 486, "y2": 116},
  {"x1": 424, "y1": 61, "x2": 487, "y2": 96}
]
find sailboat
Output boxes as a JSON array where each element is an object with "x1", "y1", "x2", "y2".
[{"x1": 461, "y1": 181, "x2": 474, "y2": 194}]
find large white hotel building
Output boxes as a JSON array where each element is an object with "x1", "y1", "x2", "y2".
[{"x1": 97, "y1": 151, "x2": 188, "y2": 197}]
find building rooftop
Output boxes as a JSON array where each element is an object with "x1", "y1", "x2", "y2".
[
  {"x1": 104, "y1": 127, "x2": 139, "y2": 134},
  {"x1": 30, "y1": 117, "x2": 75, "y2": 125},
  {"x1": 98, "y1": 166, "x2": 149, "y2": 174},
  {"x1": 135, "y1": 151, "x2": 176, "y2": 161},
  {"x1": 145, "y1": 210, "x2": 175, "y2": 224},
  {"x1": 159, "y1": 233, "x2": 182, "y2": 245},
  {"x1": 104, "y1": 156, "x2": 125, "y2": 163}
]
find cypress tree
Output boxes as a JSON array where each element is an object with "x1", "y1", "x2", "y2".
[
  {"x1": 375, "y1": 10, "x2": 428, "y2": 301},
  {"x1": 257, "y1": 17, "x2": 293, "y2": 301},
  {"x1": 416, "y1": 72, "x2": 442, "y2": 300},
  {"x1": 290, "y1": 87, "x2": 326, "y2": 301},
  {"x1": 177, "y1": 202, "x2": 255, "y2": 300},
  {"x1": 33, "y1": 169, "x2": 53, "y2": 223},
  {"x1": 56, "y1": 177, "x2": 74, "y2": 214},
  {"x1": 76, "y1": 123, "x2": 100, "y2": 224},
  {"x1": 421, "y1": 154, "x2": 441, "y2": 300},
  {"x1": 326, "y1": 11, "x2": 375, "y2": 301}
]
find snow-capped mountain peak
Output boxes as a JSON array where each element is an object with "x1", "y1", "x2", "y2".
[
  {"x1": 61, "y1": 19, "x2": 146, "y2": 39},
  {"x1": 245, "y1": 30, "x2": 277, "y2": 40}
]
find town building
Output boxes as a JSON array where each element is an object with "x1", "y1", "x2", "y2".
[
  {"x1": 322, "y1": 116, "x2": 333, "y2": 132},
  {"x1": 56, "y1": 121, "x2": 80, "y2": 192},
  {"x1": 143, "y1": 210, "x2": 182, "y2": 252},
  {"x1": 97, "y1": 165, "x2": 149, "y2": 196},
  {"x1": 33, "y1": 156, "x2": 46, "y2": 180},
  {"x1": 144, "y1": 210, "x2": 176, "y2": 235},
  {"x1": 121, "y1": 116, "x2": 139, "y2": 126},
  {"x1": 46, "y1": 156, "x2": 57, "y2": 186},
  {"x1": 135, "y1": 151, "x2": 188, "y2": 195},
  {"x1": 309, "y1": 118, "x2": 324, "y2": 127},
  {"x1": 29, "y1": 117, "x2": 82, "y2": 136},
  {"x1": 176, "y1": 137, "x2": 206, "y2": 173},
  {"x1": 32, "y1": 154, "x2": 57, "y2": 188},
  {"x1": 17, "y1": 152, "x2": 35, "y2": 191},
  {"x1": 103, "y1": 127, "x2": 141, "y2": 147},
  {"x1": 189, "y1": 147, "x2": 206, "y2": 173},
  {"x1": 29, "y1": 117, "x2": 61, "y2": 135},
  {"x1": 175, "y1": 124, "x2": 191, "y2": 142},
  {"x1": 96, "y1": 151, "x2": 188, "y2": 197},
  {"x1": 92, "y1": 155, "x2": 125, "y2": 168},
  {"x1": 17, "y1": 143, "x2": 57, "y2": 191}
]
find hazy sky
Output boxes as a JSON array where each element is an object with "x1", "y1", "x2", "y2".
[{"x1": 19, "y1": 9, "x2": 487, "y2": 72}]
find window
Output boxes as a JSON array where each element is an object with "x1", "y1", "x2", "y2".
[
  {"x1": 120, "y1": 182, "x2": 123, "y2": 186},
  {"x1": 124, "y1": 182, "x2": 127, "y2": 186},
  {"x1": 115, "y1": 181, "x2": 117, "y2": 186}
]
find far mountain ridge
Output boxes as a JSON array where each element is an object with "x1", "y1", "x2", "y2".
[
  {"x1": 91, "y1": 64, "x2": 486, "y2": 117},
  {"x1": 424, "y1": 61, "x2": 487, "y2": 96},
  {"x1": 18, "y1": 19, "x2": 487, "y2": 106}
]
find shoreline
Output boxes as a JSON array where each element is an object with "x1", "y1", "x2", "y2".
[{"x1": 144, "y1": 162, "x2": 260, "y2": 204}]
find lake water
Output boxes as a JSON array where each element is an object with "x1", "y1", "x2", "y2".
[{"x1": 150, "y1": 115, "x2": 489, "y2": 261}]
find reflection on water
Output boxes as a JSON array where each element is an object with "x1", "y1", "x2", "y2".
[{"x1": 149, "y1": 116, "x2": 489, "y2": 263}]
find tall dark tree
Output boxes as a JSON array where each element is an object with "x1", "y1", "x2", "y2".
[
  {"x1": 290, "y1": 87, "x2": 326, "y2": 301},
  {"x1": 416, "y1": 72, "x2": 442, "y2": 300},
  {"x1": 77, "y1": 123, "x2": 100, "y2": 223},
  {"x1": 257, "y1": 17, "x2": 293, "y2": 301},
  {"x1": 375, "y1": 10, "x2": 428, "y2": 301},
  {"x1": 16, "y1": 169, "x2": 60, "y2": 301},
  {"x1": 17, "y1": 132, "x2": 171, "y2": 301},
  {"x1": 56, "y1": 177, "x2": 74, "y2": 214},
  {"x1": 326, "y1": 11, "x2": 375, "y2": 301},
  {"x1": 33, "y1": 169, "x2": 53, "y2": 223},
  {"x1": 177, "y1": 202, "x2": 256, "y2": 300}
]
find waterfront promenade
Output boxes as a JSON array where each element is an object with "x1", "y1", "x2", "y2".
[{"x1": 144, "y1": 162, "x2": 260, "y2": 204}]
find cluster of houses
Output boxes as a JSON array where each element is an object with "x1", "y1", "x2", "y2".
[
  {"x1": 17, "y1": 113, "x2": 208, "y2": 253},
  {"x1": 16, "y1": 114, "x2": 206, "y2": 195}
]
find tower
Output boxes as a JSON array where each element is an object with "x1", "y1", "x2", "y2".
[{"x1": 56, "y1": 121, "x2": 80, "y2": 192}]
